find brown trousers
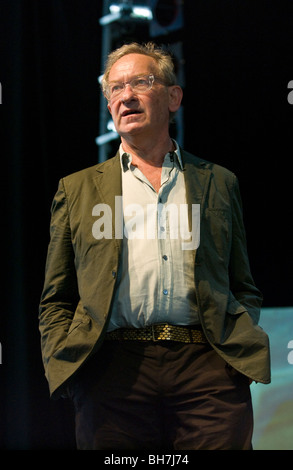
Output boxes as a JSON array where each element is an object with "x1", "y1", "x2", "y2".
[{"x1": 68, "y1": 340, "x2": 253, "y2": 450}]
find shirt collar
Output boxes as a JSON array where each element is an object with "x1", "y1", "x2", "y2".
[{"x1": 119, "y1": 140, "x2": 183, "y2": 172}]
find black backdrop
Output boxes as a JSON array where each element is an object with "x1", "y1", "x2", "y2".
[{"x1": 1, "y1": 0, "x2": 293, "y2": 449}]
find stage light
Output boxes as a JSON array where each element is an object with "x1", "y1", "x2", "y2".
[
  {"x1": 110, "y1": 3, "x2": 152, "y2": 19},
  {"x1": 132, "y1": 6, "x2": 153, "y2": 20},
  {"x1": 100, "y1": 2, "x2": 153, "y2": 25},
  {"x1": 109, "y1": 5, "x2": 120, "y2": 14},
  {"x1": 107, "y1": 120, "x2": 117, "y2": 132},
  {"x1": 96, "y1": 120, "x2": 118, "y2": 146},
  {"x1": 96, "y1": 131, "x2": 118, "y2": 146}
]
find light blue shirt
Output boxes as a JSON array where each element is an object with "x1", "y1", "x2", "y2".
[{"x1": 107, "y1": 141, "x2": 199, "y2": 331}]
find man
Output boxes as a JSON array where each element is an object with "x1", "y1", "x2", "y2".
[{"x1": 39, "y1": 42, "x2": 270, "y2": 450}]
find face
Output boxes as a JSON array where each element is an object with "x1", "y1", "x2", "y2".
[{"x1": 106, "y1": 53, "x2": 182, "y2": 141}]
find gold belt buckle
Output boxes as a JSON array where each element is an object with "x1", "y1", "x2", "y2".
[
  {"x1": 151, "y1": 323, "x2": 172, "y2": 341},
  {"x1": 151, "y1": 324, "x2": 158, "y2": 342},
  {"x1": 151, "y1": 323, "x2": 167, "y2": 341}
]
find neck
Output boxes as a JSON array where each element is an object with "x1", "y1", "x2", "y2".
[{"x1": 121, "y1": 134, "x2": 175, "y2": 167}]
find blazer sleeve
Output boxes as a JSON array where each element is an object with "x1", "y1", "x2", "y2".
[
  {"x1": 228, "y1": 176, "x2": 263, "y2": 324},
  {"x1": 39, "y1": 179, "x2": 79, "y2": 373}
]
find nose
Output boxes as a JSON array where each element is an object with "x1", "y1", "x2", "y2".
[{"x1": 120, "y1": 83, "x2": 137, "y2": 103}]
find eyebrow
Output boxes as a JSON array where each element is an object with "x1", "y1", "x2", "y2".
[{"x1": 108, "y1": 73, "x2": 152, "y2": 84}]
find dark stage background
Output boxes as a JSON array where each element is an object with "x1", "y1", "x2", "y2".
[{"x1": 1, "y1": 0, "x2": 293, "y2": 449}]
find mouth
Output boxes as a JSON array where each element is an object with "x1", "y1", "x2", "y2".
[{"x1": 121, "y1": 109, "x2": 142, "y2": 117}]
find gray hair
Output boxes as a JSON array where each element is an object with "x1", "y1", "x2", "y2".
[{"x1": 101, "y1": 42, "x2": 177, "y2": 96}]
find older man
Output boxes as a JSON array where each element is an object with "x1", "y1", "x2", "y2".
[{"x1": 39, "y1": 42, "x2": 270, "y2": 450}]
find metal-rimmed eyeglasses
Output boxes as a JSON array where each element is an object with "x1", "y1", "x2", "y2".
[{"x1": 104, "y1": 74, "x2": 161, "y2": 101}]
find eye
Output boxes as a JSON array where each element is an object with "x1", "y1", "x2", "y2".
[
  {"x1": 133, "y1": 77, "x2": 149, "y2": 88},
  {"x1": 111, "y1": 83, "x2": 123, "y2": 94}
]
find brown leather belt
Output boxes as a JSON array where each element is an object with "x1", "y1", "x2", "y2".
[{"x1": 105, "y1": 323, "x2": 207, "y2": 344}]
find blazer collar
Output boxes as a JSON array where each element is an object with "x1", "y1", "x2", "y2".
[
  {"x1": 94, "y1": 151, "x2": 122, "y2": 202},
  {"x1": 93, "y1": 149, "x2": 211, "y2": 237},
  {"x1": 181, "y1": 148, "x2": 211, "y2": 213},
  {"x1": 93, "y1": 153, "x2": 122, "y2": 250}
]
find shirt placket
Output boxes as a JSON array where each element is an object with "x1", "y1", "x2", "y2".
[
  {"x1": 155, "y1": 162, "x2": 177, "y2": 321},
  {"x1": 127, "y1": 154, "x2": 177, "y2": 324}
]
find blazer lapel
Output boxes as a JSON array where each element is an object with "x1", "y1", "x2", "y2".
[
  {"x1": 91, "y1": 149, "x2": 210, "y2": 252},
  {"x1": 93, "y1": 152, "x2": 123, "y2": 251},
  {"x1": 181, "y1": 149, "x2": 211, "y2": 227}
]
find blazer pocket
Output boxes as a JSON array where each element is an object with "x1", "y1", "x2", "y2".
[
  {"x1": 67, "y1": 302, "x2": 90, "y2": 335},
  {"x1": 226, "y1": 292, "x2": 247, "y2": 315}
]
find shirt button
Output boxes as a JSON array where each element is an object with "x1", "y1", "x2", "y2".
[
  {"x1": 163, "y1": 289, "x2": 168, "y2": 295},
  {"x1": 162, "y1": 255, "x2": 168, "y2": 260},
  {"x1": 160, "y1": 226, "x2": 165, "y2": 232}
]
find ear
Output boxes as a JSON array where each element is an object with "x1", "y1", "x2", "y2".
[
  {"x1": 107, "y1": 102, "x2": 112, "y2": 115},
  {"x1": 168, "y1": 85, "x2": 183, "y2": 113}
]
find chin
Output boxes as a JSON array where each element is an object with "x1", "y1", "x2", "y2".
[{"x1": 120, "y1": 123, "x2": 145, "y2": 135}]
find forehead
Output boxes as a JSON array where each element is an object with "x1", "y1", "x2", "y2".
[{"x1": 108, "y1": 53, "x2": 158, "y2": 81}]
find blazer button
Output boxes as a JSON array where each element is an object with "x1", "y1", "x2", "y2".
[{"x1": 112, "y1": 271, "x2": 116, "y2": 279}]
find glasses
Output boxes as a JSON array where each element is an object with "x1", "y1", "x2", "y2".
[{"x1": 104, "y1": 74, "x2": 161, "y2": 101}]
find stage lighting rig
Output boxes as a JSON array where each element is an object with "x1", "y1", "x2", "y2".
[
  {"x1": 99, "y1": 1, "x2": 153, "y2": 26},
  {"x1": 96, "y1": 1, "x2": 184, "y2": 162},
  {"x1": 97, "y1": 1, "x2": 153, "y2": 161}
]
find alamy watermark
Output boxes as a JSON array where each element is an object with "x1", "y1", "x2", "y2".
[
  {"x1": 92, "y1": 197, "x2": 200, "y2": 250},
  {"x1": 288, "y1": 340, "x2": 293, "y2": 365},
  {"x1": 287, "y1": 80, "x2": 293, "y2": 104}
]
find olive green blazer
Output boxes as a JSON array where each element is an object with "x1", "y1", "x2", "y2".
[{"x1": 39, "y1": 149, "x2": 270, "y2": 399}]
